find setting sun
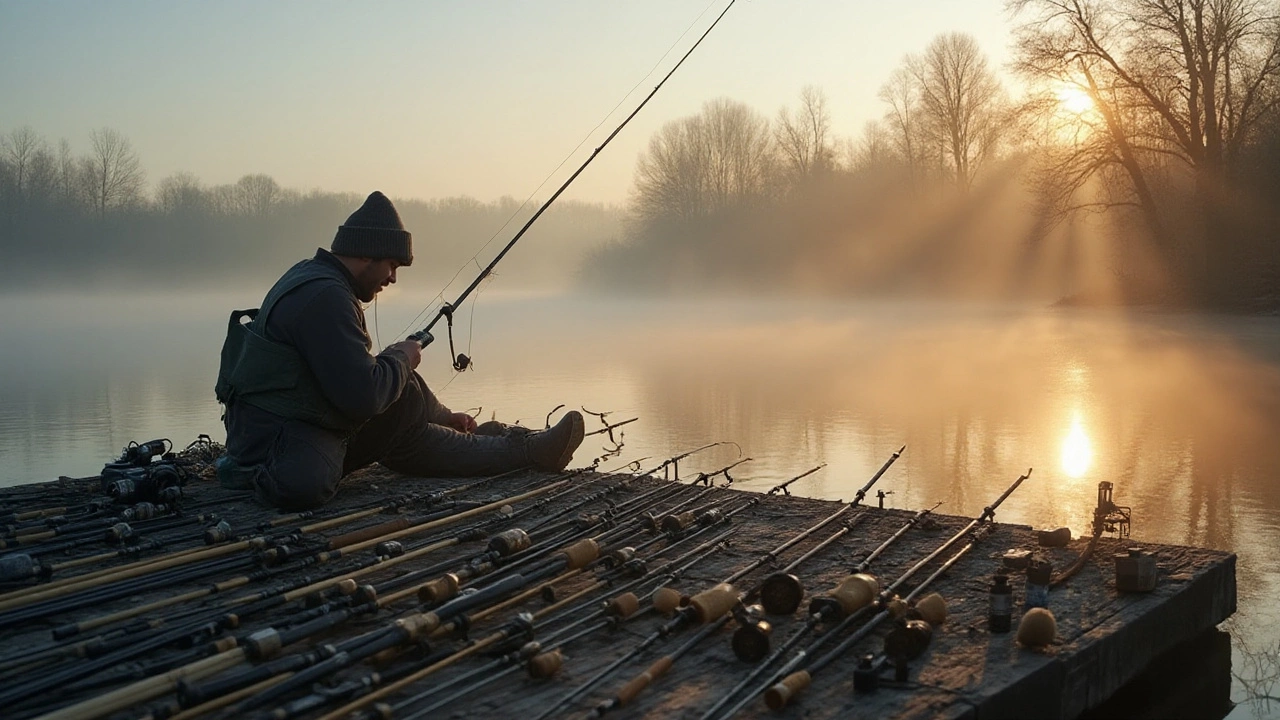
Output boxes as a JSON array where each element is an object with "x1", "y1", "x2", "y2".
[
  {"x1": 1057, "y1": 84, "x2": 1095, "y2": 115},
  {"x1": 1062, "y1": 413, "x2": 1094, "y2": 478}
]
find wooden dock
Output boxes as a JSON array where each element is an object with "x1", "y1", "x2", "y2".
[{"x1": 0, "y1": 450, "x2": 1236, "y2": 720}]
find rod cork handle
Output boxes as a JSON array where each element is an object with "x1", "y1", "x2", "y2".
[
  {"x1": 418, "y1": 573, "x2": 460, "y2": 604},
  {"x1": 651, "y1": 587, "x2": 684, "y2": 615},
  {"x1": 558, "y1": 538, "x2": 600, "y2": 569},
  {"x1": 396, "y1": 611, "x2": 441, "y2": 640},
  {"x1": 327, "y1": 517, "x2": 411, "y2": 549},
  {"x1": 688, "y1": 583, "x2": 738, "y2": 623},
  {"x1": 660, "y1": 511, "x2": 696, "y2": 534},
  {"x1": 830, "y1": 573, "x2": 879, "y2": 614},
  {"x1": 527, "y1": 649, "x2": 564, "y2": 678},
  {"x1": 765, "y1": 670, "x2": 812, "y2": 710},
  {"x1": 617, "y1": 656, "x2": 674, "y2": 706},
  {"x1": 607, "y1": 592, "x2": 641, "y2": 618}
]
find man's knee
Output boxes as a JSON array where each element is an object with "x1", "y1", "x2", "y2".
[{"x1": 256, "y1": 421, "x2": 345, "y2": 510}]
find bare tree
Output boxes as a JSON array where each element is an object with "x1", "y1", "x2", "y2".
[
  {"x1": 906, "y1": 33, "x2": 1006, "y2": 187},
  {"x1": 55, "y1": 139, "x2": 78, "y2": 206},
  {"x1": 156, "y1": 172, "x2": 209, "y2": 215},
  {"x1": 1, "y1": 126, "x2": 46, "y2": 204},
  {"x1": 82, "y1": 127, "x2": 145, "y2": 217},
  {"x1": 234, "y1": 173, "x2": 281, "y2": 217},
  {"x1": 775, "y1": 86, "x2": 834, "y2": 184},
  {"x1": 1010, "y1": 0, "x2": 1280, "y2": 268},
  {"x1": 633, "y1": 98, "x2": 775, "y2": 221},
  {"x1": 850, "y1": 120, "x2": 896, "y2": 174},
  {"x1": 878, "y1": 67, "x2": 930, "y2": 186}
]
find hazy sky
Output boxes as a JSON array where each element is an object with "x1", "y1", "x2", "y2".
[{"x1": 1, "y1": 1, "x2": 1014, "y2": 205}]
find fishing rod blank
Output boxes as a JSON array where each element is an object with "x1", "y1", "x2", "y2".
[
  {"x1": 406, "y1": 0, "x2": 745, "y2": 358},
  {"x1": 754, "y1": 469, "x2": 1032, "y2": 713},
  {"x1": 698, "y1": 503, "x2": 944, "y2": 720}
]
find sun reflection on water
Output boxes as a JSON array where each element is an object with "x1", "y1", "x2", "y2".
[{"x1": 1061, "y1": 412, "x2": 1093, "y2": 478}]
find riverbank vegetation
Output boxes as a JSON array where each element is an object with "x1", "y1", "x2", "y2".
[{"x1": 3, "y1": 0, "x2": 1279, "y2": 310}]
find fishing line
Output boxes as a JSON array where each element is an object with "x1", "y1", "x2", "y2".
[{"x1": 396, "y1": 0, "x2": 727, "y2": 344}]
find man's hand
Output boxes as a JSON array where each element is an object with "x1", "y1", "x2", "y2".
[
  {"x1": 447, "y1": 411, "x2": 477, "y2": 434},
  {"x1": 385, "y1": 340, "x2": 423, "y2": 369}
]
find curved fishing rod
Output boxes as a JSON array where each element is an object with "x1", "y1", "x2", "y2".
[{"x1": 407, "y1": 0, "x2": 741, "y2": 356}]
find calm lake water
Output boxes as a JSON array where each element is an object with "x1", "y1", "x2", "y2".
[{"x1": 1, "y1": 290, "x2": 1277, "y2": 717}]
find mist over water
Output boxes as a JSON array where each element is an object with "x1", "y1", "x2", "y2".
[{"x1": 1, "y1": 291, "x2": 1278, "y2": 716}]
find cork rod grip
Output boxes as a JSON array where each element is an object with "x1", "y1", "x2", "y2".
[
  {"x1": 616, "y1": 656, "x2": 674, "y2": 706},
  {"x1": 327, "y1": 518, "x2": 412, "y2": 550}
]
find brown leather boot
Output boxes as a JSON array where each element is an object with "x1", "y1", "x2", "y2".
[{"x1": 525, "y1": 411, "x2": 585, "y2": 471}]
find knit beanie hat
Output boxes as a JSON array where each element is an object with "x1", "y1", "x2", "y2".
[{"x1": 331, "y1": 191, "x2": 413, "y2": 265}]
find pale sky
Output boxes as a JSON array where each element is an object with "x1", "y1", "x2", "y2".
[{"x1": 0, "y1": 1, "x2": 1016, "y2": 205}]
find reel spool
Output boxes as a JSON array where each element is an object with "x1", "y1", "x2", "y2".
[{"x1": 759, "y1": 572, "x2": 805, "y2": 615}]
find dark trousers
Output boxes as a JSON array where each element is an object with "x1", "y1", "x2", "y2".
[
  {"x1": 251, "y1": 373, "x2": 528, "y2": 510},
  {"x1": 344, "y1": 373, "x2": 527, "y2": 477}
]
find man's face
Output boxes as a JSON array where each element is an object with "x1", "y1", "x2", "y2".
[{"x1": 352, "y1": 258, "x2": 401, "y2": 302}]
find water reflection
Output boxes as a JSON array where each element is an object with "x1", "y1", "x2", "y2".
[
  {"x1": 1, "y1": 293, "x2": 1279, "y2": 716},
  {"x1": 1061, "y1": 412, "x2": 1093, "y2": 479}
]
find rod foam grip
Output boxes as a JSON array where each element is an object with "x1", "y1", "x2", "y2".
[
  {"x1": 830, "y1": 574, "x2": 879, "y2": 614},
  {"x1": 327, "y1": 517, "x2": 411, "y2": 549},
  {"x1": 651, "y1": 587, "x2": 684, "y2": 615},
  {"x1": 617, "y1": 656, "x2": 673, "y2": 706},
  {"x1": 765, "y1": 670, "x2": 811, "y2": 710},
  {"x1": 607, "y1": 592, "x2": 640, "y2": 618},
  {"x1": 418, "y1": 574, "x2": 460, "y2": 604},
  {"x1": 688, "y1": 583, "x2": 738, "y2": 623},
  {"x1": 337, "y1": 579, "x2": 359, "y2": 595},
  {"x1": 527, "y1": 649, "x2": 564, "y2": 678},
  {"x1": 558, "y1": 538, "x2": 600, "y2": 569}
]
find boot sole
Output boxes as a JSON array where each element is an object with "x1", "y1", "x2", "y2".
[{"x1": 553, "y1": 413, "x2": 585, "y2": 471}]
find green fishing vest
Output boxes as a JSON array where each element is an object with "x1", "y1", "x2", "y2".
[{"x1": 214, "y1": 259, "x2": 360, "y2": 433}]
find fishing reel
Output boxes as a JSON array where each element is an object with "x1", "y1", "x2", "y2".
[
  {"x1": 102, "y1": 463, "x2": 186, "y2": 505},
  {"x1": 100, "y1": 438, "x2": 186, "y2": 503}
]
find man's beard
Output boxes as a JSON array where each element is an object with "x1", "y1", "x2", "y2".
[{"x1": 353, "y1": 268, "x2": 383, "y2": 302}]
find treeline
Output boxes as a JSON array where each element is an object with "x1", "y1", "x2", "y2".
[
  {"x1": 0, "y1": 128, "x2": 622, "y2": 291},
  {"x1": 585, "y1": 8, "x2": 1280, "y2": 310}
]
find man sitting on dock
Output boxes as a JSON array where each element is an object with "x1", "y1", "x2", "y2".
[{"x1": 214, "y1": 191, "x2": 584, "y2": 510}]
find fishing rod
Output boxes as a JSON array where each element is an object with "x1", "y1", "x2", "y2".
[
  {"x1": 56, "y1": 467, "x2": 647, "y2": 713},
  {"x1": 406, "y1": 0, "x2": 744, "y2": 363},
  {"x1": 20, "y1": 457, "x2": 701, "y2": 717},
  {"x1": 5, "y1": 474, "x2": 590, "y2": 661},
  {"x1": 583, "y1": 451, "x2": 912, "y2": 718},
  {"x1": 585, "y1": 514, "x2": 871, "y2": 720},
  {"x1": 229, "y1": 532, "x2": 604, "y2": 715},
  {"x1": 383, "y1": 527, "x2": 741, "y2": 720},
  {"x1": 315, "y1": 499, "x2": 761, "y2": 720},
  {"x1": 764, "y1": 523, "x2": 998, "y2": 712},
  {"x1": 24, "y1": 503, "x2": 576, "y2": 720},
  {"x1": 753, "y1": 469, "x2": 1033, "y2": 713},
  {"x1": 186, "y1": 509, "x2": 741, "y2": 718},
  {"x1": 534, "y1": 447, "x2": 904, "y2": 719},
  {"x1": 766, "y1": 464, "x2": 827, "y2": 496},
  {"x1": 698, "y1": 503, "x2": 943, "y2": 720}
]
